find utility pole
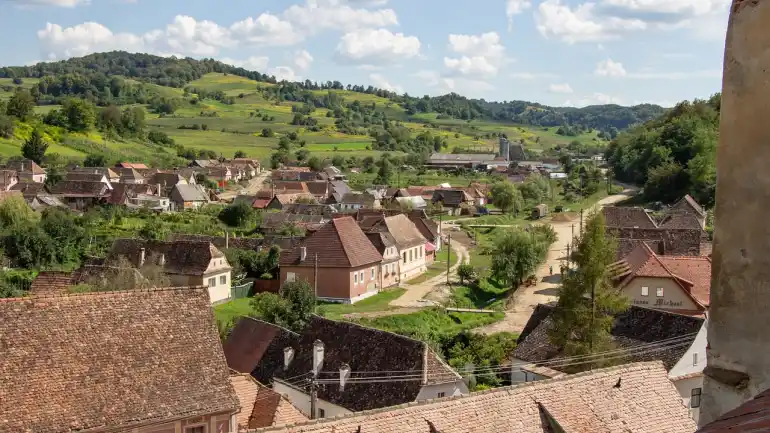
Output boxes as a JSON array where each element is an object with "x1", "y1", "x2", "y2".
[
  {"x1": 579, "y1": 208, "x2": 584, "y2": 236},
  {"x1": 446, "y1": 233, "x2": 452, "y2": 285},
  {"x1": 566, "y1": 243, "x2": 571, "y2": 267},
  {"x1": 314, "y1": 253, "x2": 319, "y2": 312},
  {"x1": 571, "y1": 224, "x2": 574, "y2": 241}
]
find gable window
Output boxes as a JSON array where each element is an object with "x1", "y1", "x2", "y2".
[
  {"x1": 693, "y1": 353, "x2": 698, "y2": 366},
  {"x1": 219, "y1": 275, "x2": 227, "y2": 285},
  {"x1": 208, "y1": 277, "x2": 216, "y2": 287},
  {"x1": 641, "y1": 286, "x2": 649, "y2": 296},
  {"x1": 656, "y1": 287, "x2": 664, "y2": 297},
  {"x1": 691, "y1": 388, "x2": 702, "y2": 408},
  {"x1": 437, "y1": 392, "x2": 446, "y2": 398}
]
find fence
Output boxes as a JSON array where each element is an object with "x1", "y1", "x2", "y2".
[
  {"x1": 252, "y1": 279, "x2": 280, "y2": 294},
  {"x1": 230, "y1": 282, "x2": 254, "y2": 300}
]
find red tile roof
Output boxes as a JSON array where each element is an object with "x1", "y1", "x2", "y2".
[
  {"x1": 280, "y1": 216, "x2": 382, "y2": 268},
  {"x1": 697, "y1": 388, "x2": 770, "y2": 433},
  {"x1": 611, "y1": 243, "x2": 711, "y2": 309},
  {"x1": 230, "y1": 374, "x2": 308, "y2": 431},
  {"x1": 0, "y1": 288, "x2": 239, "y2": 433},
  {"x1": 29, "y1": 271, "x2": 74, "y2": 295},
  {"x1": 256, "y1": 361, "x2": 695, "y2": 433},
  {"x1": 117, "y1": 162, "x2": 148, "y2": 169}
]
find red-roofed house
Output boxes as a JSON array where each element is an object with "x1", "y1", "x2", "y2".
[
  {"x1": 116, "y1": 162, "x2": 149, "y2": 169},
  {"x1": 609, "y1": 243, "x2": 712, "y2": 316},
  {"x1": 279, "y1": 216, "x2": 383, "y2": 303}
]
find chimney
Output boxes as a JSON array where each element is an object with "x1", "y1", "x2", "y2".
[
  {"x1": 283, "y1": 347, "x2": 294, "y2": 370},
  {"x1": 139, "y1": 248, "x2": 146, "y2": 267},
  {"x1": 156, "y1": 183, "x2": 162, "y2": 197},
  {"x1": 300, "y1": 246, "x2": 307, "y2": 262},
  {"x1": 312, "y1": 340, "x2": 325, "y2": 377},
  {"x1": 159, "y1": 253, "x2": 165, "y2": 267}
]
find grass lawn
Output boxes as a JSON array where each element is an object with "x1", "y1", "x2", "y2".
[
  {"x1": 406, "y1": 247, "x2": 457, "y2": 285},
  {"x1": 317, "y1": 288, "x2": 406, "y2": 320},
  {"x1": 214, "y1": 297, "x2": 253, "y2": 324},
  {"x1": 449, "y1": 279, "x2": 510, "y2": 310},
  {"x1": 353, "y1": 307, "x2": 504, "y2": 340}
]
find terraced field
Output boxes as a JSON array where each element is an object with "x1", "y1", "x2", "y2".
[{"x1": 0, "y1": 72, "x2": 607, "y2": 165}]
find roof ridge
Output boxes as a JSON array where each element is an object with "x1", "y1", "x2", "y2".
[
  {"x1": 248, "y1": 361, "x2": 666, "y2": 433},
  {"x1": 311, "y1": 314, "x2": 429, "y2": 348},
  {"x1": 0, "y1": 286, "x2": 207, "y2": 302}
]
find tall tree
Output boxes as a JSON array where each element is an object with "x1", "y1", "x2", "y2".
[
  {"x1": 548, "y1": 210, "x2": 628, "y2": 372},
  {"x1": 6, "y1": 89, "x2": 35, "y2": 120},
  {"x1": 22, "y1": 129, "x2": 48, "y2": 164},
  {"x1": 374, "y1": 157, "x2": 393, "y2": 185},
  {"x1": 489, "y1": 229, "x2": 546, "y2": 288},
  {"x1": 490, "y1": 181, "x2": 522, "y2": 214}
]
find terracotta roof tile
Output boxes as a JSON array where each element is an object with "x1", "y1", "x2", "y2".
[
  {"x1": 602, "y1": 206, "x2": 658, "y2": 229},
  {"x1": 107, "y1": 239, "x2": 227, "y2": 275},
  {"x1": 280, "y1": 216, "x2": 382, "y2": 268},
  {"x1": 47, "y1": 180, "x2": 109, "y2": 197},
  {"x1": 231, "y1": 374, "x2": 308, "y2": 431},
  {"x1": 0, "y1": 288, "x2": 239, "y2": 433},
  {"x1": 697, "y1": 388, "x2": 770, "y2": 432},
  {"x1": 29, "y1": 271, "x2": 74, "y2": 295},
  {"x1": 383, "y1": 214, "x2": 427, "y2": 248},
  {"x1": 658, "y1": 256, "x2": 712, "y2": 306},
  {"x1": 251, "y1": 362, "x2": 695, "y2": 433}
]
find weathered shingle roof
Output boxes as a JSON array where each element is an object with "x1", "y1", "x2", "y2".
[
  {"x1": 340, "y1": 192, "x2": 376, "y2": 205},
  {"x1": 172, "y1": 183, "x2": 209, "y2": 202},
  {"x1": 275, "y1": 316, "x2": 461, "y2": 412},
  {"x1": 107, "y1": 239, "x2": 227, "y2": 275},
  {"x1": 659, "y1": 212, "x2": 704, "y2": 229},
  {"x1": 281, "y1": 203, "x2": 337, "y2": 218},
  {"x1": 10, "y1": 181, "x2": 45, "y2": 198},
  {"x1": 513, "y1": 303, "x2": 704, "y2": 371},
  {"x1": 63, "y1": 172, "x2": 108, "y2": 183},
  {"x1": 261, "y1": 213, "x2": 324, "y2": 230},
  {"x1": 251, "y1": 361, "x2": 695, "y2": 433},
  {"x1": 431, "y1": 189, "x2": 470, "y2": 207},
  {"x1": 608, "y1": 227, "x2": 704, "y2": 256},
  {"x1": 280, "y1": 216, "x2": 382, "y2": 268},
  {"x1": 6, "y1": 159, "x2": 46, "y2": 174},
  {"x1": 384, "y1": 214, "x2": 427, "y2": 248},
  {"x1": 675, "y1": 194, "x2": 706, "y2": 217},
  {"x1": 47, "y1": 180, "x2": 109, "y2": 197},
  {"x1": 224, "y1": 317, "x2": 301, "y2": 384},
  {"x1": 0, "y1": 288, "x2": 239, "y2": 433},
  {"x1": 697, "y1": 388, "x2": 770, "y2": 433},
  {"x1": 602, "y1": 206, "x2": 658, "y2": 229},
  {"x1": 28, "y1": 271, "x2": 74, "y2": 295},
  {"x1": 230, "y1": 373, "x2": 308, "y2": 431}
]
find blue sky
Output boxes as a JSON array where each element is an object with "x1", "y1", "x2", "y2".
[{"x1": 0, "y1": 0, "x2": 729, "y2": 107}]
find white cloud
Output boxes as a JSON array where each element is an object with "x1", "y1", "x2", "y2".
[
  {"x1": 293, "y1": 50, "x2": 313, "y2": 70},
  {"x1": 594, "y1": 58, "x2": 627, "y2": 77},
  {"x1": 336, "y1": 28, "x2": 420, "y2": 64},
  {"x1": 444, "y1": 56, "x2": 498, "y2": 78},
  {"x1": 593, "y1": 92, "x2": 623, "y2": 104},
  {"x1": 448, "y1": 32, "x2": 505, "y2": 59},
  {"x1": 535, "y1": 0, "x2": 647, "y2": 43},
  {"x1": 601, "y1": 0, "x2": 728, "y2": 18},
  {"x1": 220, "y1": 56, "x2": 270, "y2": 71},
  {"x1": 282, "y1": 0, "x2": 398, "y2": 33},
  {"x1": 268, "y1": 66, "x2": 300, "y2": 81},
  {"x1": 506, "y1": 0, "x2": 532, "y2": 30},
  {"x1": 549, "y1": 83, "x2": 574, "y2": 94},
  {"x1": 564, "y1": 92, "x2": 623, "y2": 107},
  {"x1": 627, "y1": 69, "x2": 722, "y2": 79},
  {"x1": 510, "y1": 72, "x2": 558, "y2": 79},
  {"x1": 369, "y1": 73, "x2": 403, "y2": 93},
  {"x1": 6, "y1": 0, "x2": 90, "y2": 7},
  {"x1": 229, "y1": 13, "x2": 301, "y2": 46}
]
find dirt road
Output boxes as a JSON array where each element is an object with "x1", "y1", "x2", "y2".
[
  {"x1": 218, "y1": 170, "x2": 271, "y2": 201},
  {"x1": 474, "y1": 190, "x2": 635, "y2": 335}
]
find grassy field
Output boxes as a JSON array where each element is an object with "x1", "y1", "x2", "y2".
[
  {"x1": 353, "y1": 307, "x2": 504, "y2": 340},
  {"x1": 214, "y1": 297, "x2": 253, "y2": 324},
  {"x1": 317, "y1": 288, "x2": 406, "y2": 320}
]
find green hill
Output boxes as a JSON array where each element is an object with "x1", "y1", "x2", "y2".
[{"x1": 0, "y1": 51, "x2": 666, "y2": 167}]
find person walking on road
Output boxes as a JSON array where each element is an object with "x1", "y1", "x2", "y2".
[{"x1": 549, "y1": 265, "x2": 553, "y2": 275}]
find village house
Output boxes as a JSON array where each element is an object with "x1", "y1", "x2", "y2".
[
  {"x1": 355, "y1": 209, "x2": 441, "y2": 252},
  {"x1": 260, "y1": 213, "x2": 325, "y2": 235},
  {"x1": 6, "y1": 159, "x2": 46, "y2": 183},
  {"x1": 280, "y1": 202, "x2": 338, "y2": 219},
  {"x1": 602, "y1": 206, "x2": 659, "y2": 229},
  {"x1": 170, "y1": 183, "x2": 209, "y2": 210},
  {"x1": 147, "y1": 171, "x2": 187, "y2": 196},
  {"x1": 0, "y1": 287, "x2": 240, "y2": 433},
  {"x1": 107, "y1": 239, "x2": 233, "y2": 303},
  {"x1": 254, "y1": 361, "x2": 695, "y2": 433},
  {"x1": 323, "y1": 165, "x2": 347, "y2": 181},
  {"x1": 609, "y1": 243, "x2": 712, "y2": 316},
  {"x1": 116, "y1": 161, "x2": 149, "y2": 170},
  {"x1": 64, "y1": 171, "x2": 113, "y2": 189},
  {"x1": 72, "y1": 166, "x2": 121, "y2": 183},
  {"x1": 327, "y1": 180, "x2": 351, "y2": 205},
  {"x1": 116, "y1": 167, "x2": 146, "y2": 184},
  {"x1": 279, "y1": 216, "x2": 383, "y2": 303},
  {"x1": 47, "y1": 180, "x2": 110, "y2": 210},
  {"x1": 363, "y1": 214, "x2": 428, "y2": 281},
  {"x1": 338, "y1": 192, "x2": 379, "y2": 212},
  {"x1": 431, "y1": 188, "x2": 473, "y2": 215},
  {"x1": 272, "y1": 180, "x2": 310, "y2": 194},
  {"x1": 107, "y1": 183, "x2": 156, "y2": 206},
  {"x1": 365, "y1": 230, "x2": 401, "y2": 288},
  {"x1": 224, "y1": 315, "x2": 467, "y2": 419},
  {"x1": 229, "y1": 373, "x2": 308, "y2": 431},
  {"x1": 0, "y1": 169, "x2": 18, "y2": 191},
  {"x1": 665, "y1": 194, "x2": 707, "y2": 229},
  {"x1": 511, "y1": 303, "x2": 707, "y2": 423},
  {"x1": 267, "y1": 193, "x2": 316, "y2": 210},
  {"x1": 230, "y1": 157, "x2": 261, "y2": 175},
  {"x1": 205, "y1": 165, "x2": 232, "y2": 185}
]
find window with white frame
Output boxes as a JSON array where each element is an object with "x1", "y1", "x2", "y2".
[
  {"x1": 371, "y1": 268, "x2": 375, "y2": 280},
  {"x1": 286, "y1": 272, "x2": 296, "y2": 283},
  {"x1": 208, "y1": 277, "x2": 216, "y2": 287},
  {"x1": 656, "y1": 287, "x2": 664, "y2": 297},
  {"x1": 354, "y1": 272, "x2": 358, "y2": 284},
  {"x1": 220, "y1": 275, "x2": 227, "y2": 285},
  {"x1": 693, "y1": 353, "x2": 698, "y2": 366},
  {"x1": 641, "y1": 286, "x2": 649, "y2": 296},
  {"x1": 691, "y1": 388, "x2": 702, "y2": 408},
  {"x1": 359, "y1": 271, "x2": 364, "y2": 282}
]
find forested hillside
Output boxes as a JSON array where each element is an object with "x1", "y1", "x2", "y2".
[
  {"x1": 606, "y1": 94, "x2": 720, "y2": 207},
  {"x1": 1, "y1": 51, "x2": 664, "y2": 132}
]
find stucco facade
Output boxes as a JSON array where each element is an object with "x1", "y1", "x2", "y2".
[
  {"x1": 168, "y1": 257, "x2": 232, "y2": 304},
  {"x1": 273, "y1": 380, "x2": 351, "y2": 420},
  {"x1": 621, "y1": 276, "x2": 701, "y2": 314},
  {"x1": 280, "y1": 263, "x2": 381, "y2": 303},
  {"x1": 122, "y1": 412, "x2": 235, "y2": 433},
  {"x1": 669, "y1": 319, "x2": 708, "y2": 423},
  {"x1": 398, "y1": 244, "x2": 427, "y2": 281},
  {"x1": 380, "y1": 245, "x2": 401, "y2": 288},
  {"x1": 700, "y1": 0, "x2": 770, "y2": 426}
]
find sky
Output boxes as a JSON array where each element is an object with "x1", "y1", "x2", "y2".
[{"x1": 0, "y1": 0, "x2": 730, "y2": 108}]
